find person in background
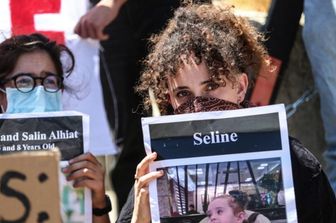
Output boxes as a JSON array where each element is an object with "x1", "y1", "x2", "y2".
[
  {"x1": 302, "y1": 0, "x2": 336, "y2": 195},
  {"x1": 187, "y1": 204, "x2": 199, "y2": 215},
  {"x1": 74, "y1": 0, "x2": 210, "y2": 211},
  {"x1": 0, "y1": 33, "x2": 111, "y2": 222},
  {"x1": 116, "y1": 3, "x2": 336, "y2": 223}
]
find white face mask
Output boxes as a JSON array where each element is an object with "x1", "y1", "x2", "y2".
[{"x1": 2, "y1": 86, "x2": 62, "y2": 113}]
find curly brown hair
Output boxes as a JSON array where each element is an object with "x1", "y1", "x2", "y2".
[{"x1": 137, "y1": 3, "x2": 269, "y2": 115}]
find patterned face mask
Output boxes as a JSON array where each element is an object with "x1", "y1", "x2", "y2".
[{"x1": 173, "y1": 96, "x2": 242, "y2": 114}]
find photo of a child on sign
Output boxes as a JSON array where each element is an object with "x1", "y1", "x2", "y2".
[{"x1": 156, "y1": 158, "x2": 285, "y2": 223}]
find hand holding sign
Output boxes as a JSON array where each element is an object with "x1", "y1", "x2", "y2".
[{"x1": 62, "y1": 152, "x2": 106, "y2": 209}]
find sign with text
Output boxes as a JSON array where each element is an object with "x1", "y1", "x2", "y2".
[
  {"x1": 0, "y1": 151, "x2": 61, "y2": 222},
  {"x1": 142, "y1": 104, "x2": 298, "y2": 223},
  {"x1": 0, "y1": 111, "x2": 88, "y2": 161},
  {"x1": 0, "y1": 111, "x2": 92, "y2": 223},
  {"x1": 149, "y1": 113, "x2": 281, "y2": 160}
]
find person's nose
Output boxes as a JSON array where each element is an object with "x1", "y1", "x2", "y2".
[
  {"x1": 209, "y1": 215, "x2": 216, "y2": 222},
  {"x1": 193, "y1": 95, "x2": 208, "y2": 112},
  {"x1": 193, "y1": 98, "x2": 202, "y2": 112},
  {"x1": 36, "y1": 78, "x2": 44, "y2": 85}
]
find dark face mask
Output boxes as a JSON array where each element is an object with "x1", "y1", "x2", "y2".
[{"x1": 173, "y1": 96, "x2": 242, "y2": 114}]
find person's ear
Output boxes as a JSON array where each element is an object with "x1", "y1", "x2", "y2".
[
  {"x1": 237, "y1": 73, "x2": 248, "y2": 103},
  {"x1": 236, "y1": 211, "x2": 246, "y2": 223}
]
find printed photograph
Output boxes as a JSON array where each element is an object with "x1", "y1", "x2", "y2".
[
  {"x1": 60, "y1": 173, "x2": 86, "y2": 223},
  {"x1": 156, "y1": 158, "x2": 286, "y2": 223}
]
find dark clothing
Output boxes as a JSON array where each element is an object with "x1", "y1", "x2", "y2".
[
  {"x1": 90, "y1": 0, "x2": 210, "y2": 211},
  {"x1": 187, "y1": 210, "x2": 199, "y2": 215},
  {"x1": 116, "y1": 137, "x2": 336, "y2": 223},
  {"x1": 98, "y1": 0, "x2": 181, "y2": 211},
  {"x1": 289, "y1": 137, "x2": 336, "y2": 222}
]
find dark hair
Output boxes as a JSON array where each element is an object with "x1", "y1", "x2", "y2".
[
  {"x1": 229, "y1": 190, "x2": 249, "y2": 209},
  {"x1": 0, "y1": 33, "x2": 75, "y2": 86},
  {"x1": 211, "y1": 195, "x2": 245, "y2": 215},
  {"x1": 137, "y1": 3, "x2": 269, "y2": 115}
]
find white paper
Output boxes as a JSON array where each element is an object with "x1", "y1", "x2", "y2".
[{"x1": 142, "y1": 104, "x2": 298, "y2": 223}]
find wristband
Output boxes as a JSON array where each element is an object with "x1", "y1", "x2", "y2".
[{"x1": 92, "y1": 195, "x2": 112, "y2": 216}]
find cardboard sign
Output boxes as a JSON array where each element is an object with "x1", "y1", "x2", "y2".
[{"x1": 0, "y1": 151, "x2": 61, "y2": 222}]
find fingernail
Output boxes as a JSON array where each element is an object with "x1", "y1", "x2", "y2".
[
  {"x1": 61, "y1": 167, "x2": 68, "y2": 173},
  {"x1": 151, "y1": 152, "x2": 157, "y2": 158}
]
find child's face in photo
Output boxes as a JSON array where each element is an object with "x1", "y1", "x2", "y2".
[
  {"x1": 206, "y1": 198, "x2": 244, "y2": 223},
  {"x1": 167, "y1": 57, "x2": 248, "y2": 110}
]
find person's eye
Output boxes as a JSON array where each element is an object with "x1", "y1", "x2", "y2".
[
  {"x1": 176, "y1": 90, "x2": 190, "y2": 98},
  {"x1": 217, "y1": 209, "x2": 223, "y2": 215},
  {"x1": 205, "y1": 82, "x2": 219, "y2": 91},
  {"x1": 16, "y1": 76, "x2": 33, "y2": 87},
  {"x1": 44, "y1": 77, "x2": 59, "y2": 88}
]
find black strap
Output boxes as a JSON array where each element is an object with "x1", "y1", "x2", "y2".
[{"x1": 247, "y1": 212, "x2": 259, "y2": 223}]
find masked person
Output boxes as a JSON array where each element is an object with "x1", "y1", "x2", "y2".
[
  {"x1": 114, "y1": 3, "x2": 336, "y2": 223},
  {"x1": 0, "y1": 33, "x2": 111, "y2": 223}
]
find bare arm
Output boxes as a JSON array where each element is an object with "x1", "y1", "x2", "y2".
[
  {"x1": 74, "y1": 0, "x2": 127, "y2": 40},
  {"x1": 131, "y1": 152, "x2": 164, "y2": 223}
]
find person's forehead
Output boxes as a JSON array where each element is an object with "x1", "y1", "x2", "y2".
[
  {"x1": 209, "y1": 198, "x2": 229, "y2": 207},
  {"x1": 10, "y1": 50, "x2": 57, "y2": 76},
  {"x1": 167, "y1": 61, "x2": 210, "y2": 84}
]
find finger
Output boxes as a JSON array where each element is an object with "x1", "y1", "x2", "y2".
[
  {"x1": 63, "y1": 160, "x2": 103, "y2": 176},
  {"x1": 80, "y1": 20, "x2": 89, "y2": 38},
  {"x1": 66, "y1": 166, "x2": 101, "y2": 182},
  {"x1": 74, "y1": 20, "x2": 81, "y2": 35},
  {"x1": 96, "y1": 28, "x2": 109, "y2": 41},
  {"x1": 73, "y1": 178, "x2": 103, "y2": 191},
  {"x1": 86, "y1": 23, "x2": 98, "y2": 39},
  {"x1": 135, "y1": 170, "x2": 163, "y2": 192},
  {"x1": 69, "y1": 152, "x2": 100, "y2": 165},
  {"x1": 135, "y1": 152, "x2": 157, "y2": 178}
]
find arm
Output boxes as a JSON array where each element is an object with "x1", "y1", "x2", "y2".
[
  {"x1": 74, "y1": 0, "x2": 127, "y2": 40},
  {"x1": 131, "y1": 152, "x2": 164, "y2": 223},
  {"x1": 62, "y1": 152, "x2": 110, "y2": 223}
]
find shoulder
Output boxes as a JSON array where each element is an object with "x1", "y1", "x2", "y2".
[
  {"x1": 288, "y1": 137, "x2": 336, "y2": 222},
  {"x1": 245, "y1": 210, "x2": 270, "y2": 223},
  {"x1": 289, "y1": 136, "x2": 322, "y2": 177}
]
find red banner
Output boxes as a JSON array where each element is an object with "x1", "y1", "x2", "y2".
[{"x1": 10, "y1": 0, "x2": 64, "y2": 43}]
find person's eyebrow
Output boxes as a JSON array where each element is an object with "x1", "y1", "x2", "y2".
[
  {"x1": 200, "y1": 79, "x2": 214, "y2": 85},
  {"x1": 172, "y1": 86, "x2": 189, "y2": 93}
]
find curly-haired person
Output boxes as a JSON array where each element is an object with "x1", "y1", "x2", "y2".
[{"x1": 116, "y1": 3, "x2": 336, "y2": 223}]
